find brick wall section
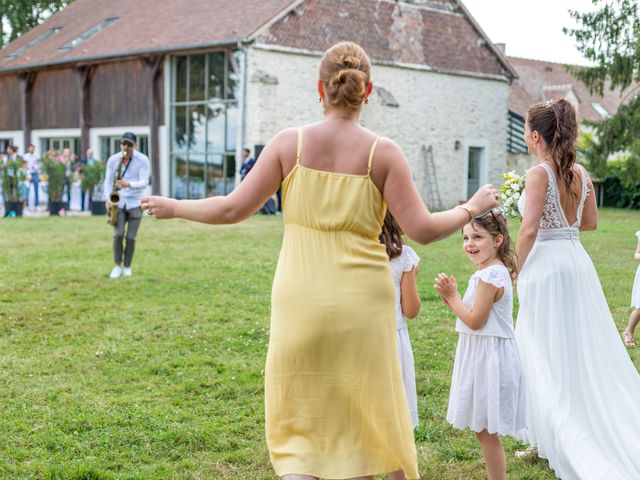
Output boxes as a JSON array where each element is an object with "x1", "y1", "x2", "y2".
[
  {"x1": 245, "y1": 48, "x2": 509, "y2": 208},
  {"x1": 260, "y1": 0, "x2": 507, "y2": 78}
]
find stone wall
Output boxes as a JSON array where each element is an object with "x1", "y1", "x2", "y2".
[{"x1": 245, "y1": 46, "x2": 510, "y2": 208}]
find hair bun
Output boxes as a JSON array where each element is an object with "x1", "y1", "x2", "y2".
[
  {"x1": 332, "y1": 69, "x2": 349, "y2": 85},
  {"x1": 319, "y1": 42, "x2": 371, "y2": 110},
  {"x1": 339, "y1": 54, "x2": 361, "y2": 70}
]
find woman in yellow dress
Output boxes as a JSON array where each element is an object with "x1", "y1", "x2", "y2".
[{"x1": 142, "y1": 42, "x2": 499, "y2": 480}]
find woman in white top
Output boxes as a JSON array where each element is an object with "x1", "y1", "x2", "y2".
[{"x1": 435, "y1": 210, "x2": 525, "y2": 480}]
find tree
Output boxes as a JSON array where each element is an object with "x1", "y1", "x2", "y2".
[
  {"x1": 0, "y1": 0, "x2": 70, "y2": 49},
  {"x1": 565, "y1": 0, "x2": 640, "y2": 185}
]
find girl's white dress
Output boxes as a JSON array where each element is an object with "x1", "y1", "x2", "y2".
[
  {"x1": 632, "y1": 231, "x2": 640, "y2": 309},
  {"x1": 389, "y1": 245, "x2": 420, "y2": 428},
  {"x1": 447, "y1": 263, "x2": 526, "y2": 435},
  {"x1": 516, "y1": 163, "x2": 640, "y2": 479}
]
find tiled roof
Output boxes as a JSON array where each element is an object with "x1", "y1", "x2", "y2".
[
  {"x1": 0, "y1": 0, "x2": 295, "y2": 72},
  {"x1": 0, "y1": 0, "x2": 514, "y2": 82},
  {"x1": 507, "y1": 56, "x2": 629, "y2": 122},
  {"x1": 255, "y1": 0, "x2": 515, "y2": 80}
]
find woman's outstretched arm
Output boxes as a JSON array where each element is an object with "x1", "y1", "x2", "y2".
[
  {"x1": 141, "y1": 129, "x2": 296, "y2": 223},
  {"x1": 374, "y1": 138, "x2": 499, "y2": 245}
]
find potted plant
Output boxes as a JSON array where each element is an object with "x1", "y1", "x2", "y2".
[
  {"x1": 1, "y1": 155, "x2": 26, "y2": 217},
  {"x1": 81, "y1": 160, "x2": 106, "y2": 215},
  {"x1": 42, "y1": 153, "x2": 67, "y2": 215}
]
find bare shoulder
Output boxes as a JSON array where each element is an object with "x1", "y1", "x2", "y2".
[
  {"x1": 374, "y1": 136, "x2": 406, "y2": 163},
  {"x1": 270, "y1": 127, "x2": 298, "y2": 146},
  {"x1": 376, "y1": 136, "x2": 403, "y2": 153},
  {"x1": 574, "y1": 163, "x2": 593, "y2": 182},
  {"x1": 526, "y1": 165, "x2": 549, "y2": 185}
]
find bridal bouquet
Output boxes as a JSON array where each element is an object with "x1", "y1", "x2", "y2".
[{"x1": 498, "y1": 171, "x2": 525, "y2": 218}]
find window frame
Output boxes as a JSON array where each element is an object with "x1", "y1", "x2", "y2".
[{"x1": 169, "y1": 50, "x2": 240, "y2": 199}]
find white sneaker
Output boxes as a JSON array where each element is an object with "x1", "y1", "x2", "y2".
[
  {"x1": 122, "y1": 267, "x2": 132, "y2": 277},
  {"x1": 110, "y1": 266, "x2": 123, "y2": 279}
]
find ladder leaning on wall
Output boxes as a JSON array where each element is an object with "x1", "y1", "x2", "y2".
[{"x1": 422, "y1": 144, "x2": 443, "y2": 211}]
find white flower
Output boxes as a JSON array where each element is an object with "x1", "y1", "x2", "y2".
[
  {"x1": 501, "y1": 193, "x2": 507, "y2": 200},
  {"x1": 513, "y1": 192, "x2": 521, "y2": 200},
  {"x1": 512, "y1": 183, "x2": 520, "y2": 192}
]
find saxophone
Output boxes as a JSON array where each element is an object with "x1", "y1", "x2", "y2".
[{"x1": 107, "y1": 148, "x2": 125, "y2": 225}]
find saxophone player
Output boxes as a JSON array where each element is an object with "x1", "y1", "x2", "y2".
[{"x1": 104, "y1": 132, "x2": 150, "y2": 279}]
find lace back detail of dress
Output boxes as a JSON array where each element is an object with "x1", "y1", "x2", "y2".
[{"x1": 537, "y1": 163, "x2": 588, "y2": 231}]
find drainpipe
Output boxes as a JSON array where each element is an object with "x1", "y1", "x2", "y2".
[{"x1": 236, "y1": 40, "x2": 249, "y2": 187}]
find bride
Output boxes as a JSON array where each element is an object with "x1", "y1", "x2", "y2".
[{"x1": 515, "y1": 98, "x2": 640, "y2": 479}]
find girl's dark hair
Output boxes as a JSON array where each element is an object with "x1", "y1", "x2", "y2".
[
  {"x1": 470, "y1": 211, "x2": 518, "y2": 280},
  {"x1": 379, "y1": 210, "x2": 404, "y2": 259},
  {"x1": 526, "y1": 99, "x2": 578, "y2": 198}
]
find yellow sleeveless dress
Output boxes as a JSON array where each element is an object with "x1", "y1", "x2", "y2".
[{"x1": 266, "y1": 129, "x2": 419, "y2": 479}]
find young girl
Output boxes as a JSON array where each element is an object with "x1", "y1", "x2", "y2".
[
  {"x1": 623, "y1": 230, "x2": 640, "y2": 347},
  {"x1": 434, "y1": 211, "x2": 525, "y2": 480},
  {"x1": 380, "y1": 211, "x2": 421, "y2": 428}
]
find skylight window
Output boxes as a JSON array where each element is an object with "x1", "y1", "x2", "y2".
[
  {"x1": 58, "y1": 17, "x2": 118, "y2": 52},
  {"x1": 592, "y1": 102, "x2": 610, "y2": 118},
  {"x1": 5, "y1": 27, "x2": 61, "y2": 60}
]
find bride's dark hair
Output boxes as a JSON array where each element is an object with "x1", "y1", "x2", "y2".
[{"x1": 526, "y1": 99, "x2": 578, "y2": 198}]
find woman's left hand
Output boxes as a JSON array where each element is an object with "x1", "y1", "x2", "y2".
[{"x1": 141, "y1": 195, "x2": 179, "y2": 219}]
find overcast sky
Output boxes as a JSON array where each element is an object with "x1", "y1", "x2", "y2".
[{"x1": 460, "y1": 0, "x2": 598, "y2": 65}]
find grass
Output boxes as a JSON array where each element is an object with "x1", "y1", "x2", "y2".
[{"x1": 1, "y1": 208, "x2": 638, "y2": 479}]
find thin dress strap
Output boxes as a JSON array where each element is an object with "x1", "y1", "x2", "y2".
[
  {"x1": 367, "y1": 137, "x2": 379, "y2": 175},
  {"x1": 575, "y1": 165, "x2": 589, "y2": 227},
  {"x1": 296, "y1": 128, "x2": 303, "y2": 165}
]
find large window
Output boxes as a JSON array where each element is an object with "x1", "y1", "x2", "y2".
[
  {"x1": 0, "y1": 138, "x2": 12, "y2": 153},
  {"x1": 170, "y1": 51, "x2": 240, "y2": 199},
  {"x1": 40, "y1": 137, "x2": 80, "y2": 156}
]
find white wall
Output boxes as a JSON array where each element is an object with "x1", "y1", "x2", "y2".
[{"x1": 245, "y1": 47, "x2": 510, "y2": 208}]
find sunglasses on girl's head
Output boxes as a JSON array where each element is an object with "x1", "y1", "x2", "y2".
[{"x1": 474, "y1": 210, "x2": 501, "y2": 230}]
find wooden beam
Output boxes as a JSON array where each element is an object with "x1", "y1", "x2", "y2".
[
  {"x1": 18, "y1": 71, "x2": 36, "y2": 150},
  {"x1": 75, "y1": 65, "x2": 96, "y2": 158},
  {"x1": 142, "y1": 55, "x2": 164, "y2": 195}
]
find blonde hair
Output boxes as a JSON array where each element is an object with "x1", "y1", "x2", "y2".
[{"x1": 319, "y1": 41, "x2": 371, "y2": 110}]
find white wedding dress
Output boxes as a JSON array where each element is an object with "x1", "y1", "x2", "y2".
[{"x1": 516, "y1": 163, "x2": 640, "y2": 479}]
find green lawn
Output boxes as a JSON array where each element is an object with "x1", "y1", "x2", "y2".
[{"x1": 1, "y1": 209, "x2": 638, "y2": 480}]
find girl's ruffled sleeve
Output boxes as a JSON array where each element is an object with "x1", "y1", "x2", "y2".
[
  {"x1": 477, "y1": 266, "x2": 506, "y2": 289},
  {"x1": 402, "y1": 245, "x2": 420, "y2": 272}
]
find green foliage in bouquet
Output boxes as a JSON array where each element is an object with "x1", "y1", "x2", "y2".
[
  {"x1": 498, "y1": 171, "x2": 525, "y2": 218},
  {"x1": 43, "y1": 155, "x2": 66, "y2": 202},
  {"x1": 1, "y1": 156, "x2": 26, "y2": 202}
]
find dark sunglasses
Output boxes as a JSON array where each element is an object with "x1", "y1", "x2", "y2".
[
  {"x1": 121, "y1": 141, "x2": 134, "y2": 147},
  {"x1": 474, "y1": 209, "x2": 501, "y2": 231}
]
